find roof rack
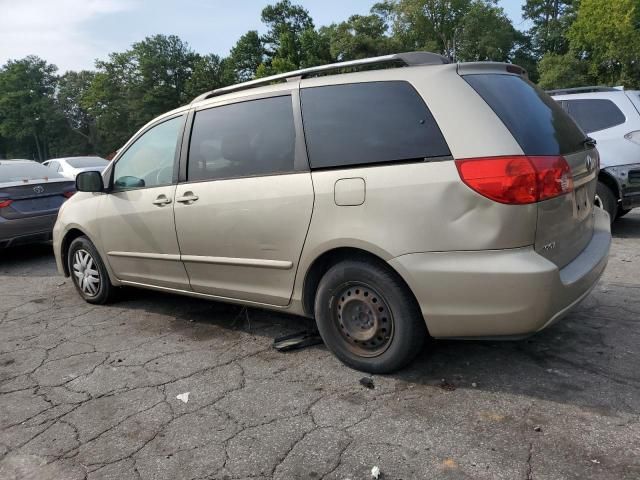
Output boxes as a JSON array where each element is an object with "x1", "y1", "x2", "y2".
[
  {"x1": 191, "y1": 51, "x2": 449, "y2": 104},
  {"x1": 547, "y1": 86, "x2": 622, "y2": 95}
]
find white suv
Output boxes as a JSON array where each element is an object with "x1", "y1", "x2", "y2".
[{"x1": 551, "y1": 87, "x2": 640, "y2": 221}]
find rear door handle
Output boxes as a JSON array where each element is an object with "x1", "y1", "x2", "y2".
[
  {"x1": 152, "y1": 195, "x2": 172, "y2": 206},
  {"x1": 176, "y1": 192, "x2": 199, "y2": 204}
]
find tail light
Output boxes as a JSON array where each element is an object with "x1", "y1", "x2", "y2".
[
  {"x1": 63, "y1": 191, "x2": 75, "y2": 199},
  {"x1": 0, "y1": 199, "x2": 12, "y2": 208},
  {"x1": 455, "y1": 156, "x2": 574, "y2": 205}
]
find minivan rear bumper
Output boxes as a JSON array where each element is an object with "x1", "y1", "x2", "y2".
[{"x1": 388, "y1": 207, "x2": 611, "y2": 338}]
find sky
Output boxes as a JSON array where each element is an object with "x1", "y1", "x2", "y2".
[{"x1": 0, "y1": 0, "x2": 529, "y2": 73}]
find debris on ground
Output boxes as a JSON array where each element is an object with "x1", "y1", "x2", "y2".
[
  {"x1": 534, "y1": 426, "x2": 542, "y2": 432},
  {"x1": 359, "y1": 377, "x2": 375, "y2": 389},
  {"x1": 439, "y1": 379, "x2": 456, "y2": 391},
  {"x1": 176, "y1": 392, "x2": 190, "y2": 403},
  {"x1": 471, "y1": 382, "x2": 478, "y2": 388},
  {"x1": 272, "y1": 330, "x2": 323, "y2": 352},
  {"x1": 371, "y1": 465, "x2": 381, "y2": 478},
  {"x1": 591, "y1": 459, "x2": 600, "y2": 464}
]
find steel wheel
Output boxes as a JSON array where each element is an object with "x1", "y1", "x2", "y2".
[
  {"x1": 72, "y1": 249, "x2": 100, "y2": 297},
  {"x1": 333, "y1": 282, "x2": 394, "y2": 357}
]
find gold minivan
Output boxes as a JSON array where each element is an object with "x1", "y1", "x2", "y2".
[{"x1": 53, "y1": 52, "x2": 611, "y2": 373}]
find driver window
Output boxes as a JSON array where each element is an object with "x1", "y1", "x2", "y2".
[{"x1": 113, "y1": 115, "x2": 184, "y2": 190}]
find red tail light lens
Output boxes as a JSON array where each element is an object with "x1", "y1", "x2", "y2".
[
  {"x1": 63, "y1": 191, "x2": 75, "y2": 199},
  {"x1": 0, "y1": 199, "x2": 13, "y2": 208},
  {"x1": 455, "y1": 156, "x2": 574, "y2": 205}
]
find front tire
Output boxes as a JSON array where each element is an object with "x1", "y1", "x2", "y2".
[
  {"x1": 595, "y1": 181, "x2": 618, "y2": 224},
  {"x1": 68, "y1": 236, "x2": 115, "y2": 304},
  {"x1": 314, "y1": 259, "x2": 426, "y2": 373}
]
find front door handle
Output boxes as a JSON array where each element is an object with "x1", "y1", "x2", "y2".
[
  {"x1": 152, "y1": 195, "x2": 172, "y2": 206},
  {"x1": 176, "y1": 192, "x2": 199, "y2": 204}
]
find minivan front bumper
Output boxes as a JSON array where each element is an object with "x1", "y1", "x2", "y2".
[{"x1": 388, "y1": 207, "x2": 611, "y2": 338}]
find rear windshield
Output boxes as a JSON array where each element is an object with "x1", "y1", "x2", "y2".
[
  {"x1": 0, "y1": 162, "x2": 65, "y2": 183},
  {"x1": 464, "y1": 74, "x2": 587, "y2": 155},
  {"x1": 66, "y1": 157, "x2": 109, "y2": 168}
]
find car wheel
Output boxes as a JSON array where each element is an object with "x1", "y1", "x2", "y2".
[
  {"x1": 68, "y1": 236, "x2": 115, "y2": 304},
  {"x1": 314, "y1": 259, "x2": 426, "y2": 373},
  {"x1": 595, "y1": 181, "x2": 618, "y2": 224}
]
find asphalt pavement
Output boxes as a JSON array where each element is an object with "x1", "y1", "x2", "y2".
[{"x1": 1, "y1": 212, "x2": 639, "y2": 480}]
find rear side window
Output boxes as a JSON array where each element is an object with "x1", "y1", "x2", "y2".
[
  {"x1": 0, "y1": 162, "x2": 65, "y2": 183},
  {"x1": 565, "y1": 99, "x2": 626, "y2": 133},
  {"x1": 188, "y1": 96, "x2": 296, "y2": 181},
  {"x1": 301, "y1": 81, "x2": 450, "y2": 169},
  {"x1": 464, "y1": 74, "x2": 586, "y2": 155}
]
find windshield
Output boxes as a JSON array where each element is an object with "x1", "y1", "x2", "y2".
[
  {"x1": 0, "y1": 162, "x2": 66, "y2": 183},
  {"x1": 66, "y1": 157, "x2": 109, "y2": 168}
]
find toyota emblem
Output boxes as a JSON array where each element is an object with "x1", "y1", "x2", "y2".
[
  {"x1": 585, "y1": 155, "x2": 593, "y2": 172},
  {"x1": 33, "y1": 185, "x2": 45, "y2": 194}
]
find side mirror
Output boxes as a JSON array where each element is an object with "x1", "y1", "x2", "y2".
[
  {"x1": 114, "y1": 176, "x2": 145, "y2": 189},
  {"x1": 76, "y1": 171, "x2": 104, "y2": 192}
]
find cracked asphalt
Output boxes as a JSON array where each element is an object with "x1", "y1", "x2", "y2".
[{"x1": 1, "y1": 213, "x2": 639, "y2": 480}]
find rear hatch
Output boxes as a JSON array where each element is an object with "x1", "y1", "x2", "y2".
[
  {"x1": 462, "y1": 70, "x2": 597, "y2": 268},
  {"x1": 0, "y1": 162, "x2": 75, "y2": 220}
]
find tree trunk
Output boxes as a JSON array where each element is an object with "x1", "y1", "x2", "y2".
[{"x1": 33, "y1": 133, "x2": 43, "y2": 162}]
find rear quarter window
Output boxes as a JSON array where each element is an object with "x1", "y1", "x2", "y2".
[
  {"x1": 301, "y1": 81, "x2": 450, "y2": 169},
  {"x1": 564, "y1": 99, "x2": 626, "y2": 133},
  {"x1": 464, "y1": 74, "x2": 587, "y2": 155}
]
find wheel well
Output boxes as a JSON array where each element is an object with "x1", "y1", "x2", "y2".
[
  {"x1": 599, "y1": 171, "x2": 621, "y2": 201},
  {"x1": 301, "y1": 247, "x2": 419, "y2": 317},
  {"x1": 60, "y1": 229, "x2": 86, "y2": 276}
]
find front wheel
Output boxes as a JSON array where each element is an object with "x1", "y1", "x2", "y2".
[
  {"x1": 314, "y1": 259, "x2": 426, "y2": 373},
  {"x1": 595, "y1": 181, "x2": 618, "y2": 224},
  {"x1": 68, "y1": 236, "x2": 115, "y2": 304}
]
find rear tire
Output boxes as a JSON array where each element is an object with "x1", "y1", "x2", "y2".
[
  {"x1": 617, "y1": 208, "x2": 632, "y2": 218},
  {"x1": 595, "y1": 181, "x2": 618, "y2": 224},
  {"x1": 68, "y1": 236, "x2": 115, "y2": 304},
  {"x1": 314, "y1": 259, "x2": 426, "y2": 373}
]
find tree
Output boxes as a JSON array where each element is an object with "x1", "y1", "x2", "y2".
[
  {"x1": 568, "y1": 0, "x2": 640, "y2": 87},
  {"x1": 228, "y1": 31, "x2": 265, "y2": 81},
  {"x1": 455, "y1": 1, "x2": 519, "y2": 62},
  {"x1": 56, "y1": 70, "x2": 99, "y2": 153},
  {"x1": 261, "y1": 0, "x2": 314, "y2": 59},
  {"x1": 522, "y1": 0, "x2": 577, "y2": 56},
  {"x1": 377, "y1": 0, "x2": 473, "y2": 58},
  {"x1": 375, "y1": 0, "x2": 523, "y2": 63},
  {"x1": 321, "y1": 14, "x2": 400, "y2": 61},
  {"x1": 185, "y1": 54, "x2": 234, "y2": 100},
  {"x1": 83, "y1": 34, "x2": 202, "y2": 154},
  {"x1": 0, "y1": 56, "x2": 62, "y2": 161},
  {"x1": 537, "y1": 52, "x2": 592, "y2": 89}
]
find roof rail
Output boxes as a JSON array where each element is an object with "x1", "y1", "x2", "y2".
[
  {"x1": 547, "y1": 86, "x2": 621, "y2": 95},
  {"x1": 191, "y1": 51, "x2": 449, "y2": 104}
]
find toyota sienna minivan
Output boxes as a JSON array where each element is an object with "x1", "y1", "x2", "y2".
[{"x1": 53, "y1": 52, "x2": 611, "y2": 373}]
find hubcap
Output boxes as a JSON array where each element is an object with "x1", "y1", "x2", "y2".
[
  {"x1": 334, "y1": 283, "x2": 394, "y2": 357},
  {"x1": 72, "y1": 249, "x2": 100, "y2": 297}
]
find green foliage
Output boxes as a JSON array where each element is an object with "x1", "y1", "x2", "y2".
[
  {"x1": 537, "y1": 52, "x2": 592, "y2": 89},
  {"x1": 568, "y1": 0, "x2": 640, "y2": 87},
  {"x1": 0, "y1": 0, "x2": 636, "y2": 159},
  {"x1": 0, "y1": 56, "x2": 63, "y2": 160},
  {"x1": 321, "y1": 14, "x2": 399, "y2": 61},
  {"x1": 522, "y1": 0, "x2": 577, "y2": 55},
  {"x1": 229, "y1": 31, "x2": 265, "y2": 81}
]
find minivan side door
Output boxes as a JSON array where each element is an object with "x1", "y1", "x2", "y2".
[
  {"x1": 174, "y1": 91, "x2": 313, "y2": 306},
  {"x1": 98, "y1": 113, "x2": 191, "y2": 289}
]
